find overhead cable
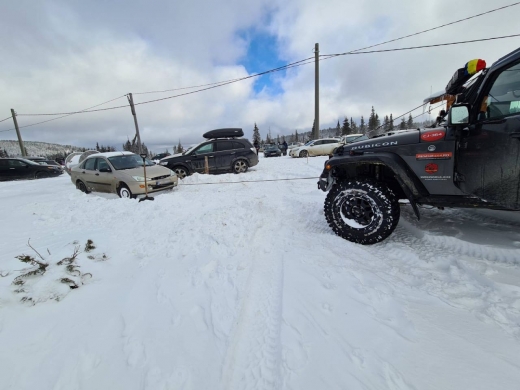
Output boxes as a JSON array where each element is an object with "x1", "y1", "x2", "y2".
[{"x1": 321, "y1": 34, "x2": 520, "y2": 58}]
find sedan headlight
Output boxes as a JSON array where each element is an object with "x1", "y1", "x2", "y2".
[
  {"x1": 159, "y1": 161, "x2": 168, "y2": 166},
  {"x1": 132, "y1": 176, "x2": 146, "y2": 182}
]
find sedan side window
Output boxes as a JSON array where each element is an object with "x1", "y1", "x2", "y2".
[
  {"x1": 0, "y1": 160, "x2": 9, "y2": 167},
  {"x1": 96, "y1": 158, "x2": 110, "y2": 171},
  {"x1": 84, "y1": 158, "x2": 96, "y2": 171},
  {"x1": 481, "y1": 61, "x2": 520, "y2": 120},
  {"x1": 195, "y1": 143, "x2": 214, "y2": 154}
]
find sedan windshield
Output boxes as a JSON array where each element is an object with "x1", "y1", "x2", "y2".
[
  {"x1": 108, "y1": 154, "x2": 154, "y2": 170},
  {"x1": 304, "y1": 140, "x2": 314, "y2": 146}
]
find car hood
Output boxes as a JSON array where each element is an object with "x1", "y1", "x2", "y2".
[{"x1": 119, "y1": 165, "x2": 173, "y2": 178}]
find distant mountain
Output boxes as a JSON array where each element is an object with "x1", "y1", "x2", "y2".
[{"x1": 0, "y1": 140, "x2": 85, "y2": 158}]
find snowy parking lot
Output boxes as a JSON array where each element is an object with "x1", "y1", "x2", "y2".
[{"x1": 1, "y1": 155, "x2": 519, "y2": 390}]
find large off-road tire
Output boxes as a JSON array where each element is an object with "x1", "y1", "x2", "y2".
[
  {"x1": 172, "y1": 166, "x2": 188, "y2": 179},
  {"x1": 324, "y1": 179, "x2": 400, "y2": 245},
  {"x1": 117, "y1": 184, "x2": 134, "y2": 199},
  {"x1": 299, "y1": 150, "x2": 308, "y2": 158},
  {"x1": 76, "y1": 180, "x2": 90, "y2": 194},
  {"x1": 233, "y1": 159, "x2": 248, "y2": 174}
]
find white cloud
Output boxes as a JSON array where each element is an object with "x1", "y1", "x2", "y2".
[{"x1": 1, "y1": 0, "x2": 519, "y2": 152}]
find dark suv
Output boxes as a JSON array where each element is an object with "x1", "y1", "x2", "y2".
[
  {"x1": 318, "y1": 47, "x2": 520, "y2": 245},
  {"x1": 159, "y1": 128, "x2": 258, "y2": 178}
]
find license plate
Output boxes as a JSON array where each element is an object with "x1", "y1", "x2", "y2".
[{"x1": 156, "y1": 179, "x2": 170, "y2": 185}]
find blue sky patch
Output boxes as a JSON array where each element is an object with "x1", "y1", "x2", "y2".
[{"x1": 238, "y1": 29, "x2": 285, "y2": 95}]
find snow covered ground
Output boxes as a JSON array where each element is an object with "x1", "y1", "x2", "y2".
[{"x1": 1, "y1": 155, "x2": 519, "y2": 390}]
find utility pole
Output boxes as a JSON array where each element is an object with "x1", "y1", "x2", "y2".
[
  {"x1": 127, "y1": 93, "x2": 143, "y2": 154},
  {"x1": 11, "y1": 109, "x2": 26, "y2": 156},
  {"x1": 314, "y1": 43, "x2": 320, "y2": 140}
]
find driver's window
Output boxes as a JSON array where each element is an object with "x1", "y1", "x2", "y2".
[
  {"x1": 195, "y1": 143, "x2": 214, "y2": 154},
  {"x1": 481, "y1": 62, "x2": 520, "y2": 120},
  {"x1": 97, "y1": 158, "x2": 110, "y2": 171},
  {"x1": 84, "y1": 158, "x2": 96, "y2": 171},
  {"x1": 9, "y1": 160, "x2": 26, "y2": 167}
]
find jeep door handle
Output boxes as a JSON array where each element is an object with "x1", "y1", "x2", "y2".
[{"x1": 510, "y1": 132, "x2": 520, "y2": 139}]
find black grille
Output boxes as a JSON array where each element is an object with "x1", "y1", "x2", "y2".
[{"x1": 151, "y1": 174, "x2": 169, "y2": 180}]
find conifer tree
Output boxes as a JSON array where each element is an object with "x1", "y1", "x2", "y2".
[
  {"x1": 336, "y1": 120, "x2": 341, "y2": 136},
  {"x1": 294, "y1": 130, "x2": 299, "y2": 142},
  {"x1": 350, "y1": 118, "x2": 357, "y2": 132},
  {"x1": 341, "y1": 117, "x2": 351, "y2": 135},
  {"x1": 176, "y1": 140, "x2": 184, "y2": 154},
  {"x1": 389, "y1": 114, "x2": 394, "y2": 130},
  {"x1": 359, "y1": 116, "x2": 366, "y2": 134},
  {"x1": 400, "y1": 117, "x2": 407, "y2": 129},
  {"x1": 368, "y1": 106, "x2": 378, "y2": 131},
  {"x1": 383, "y1": 115, "x2": 390, "y2": 131},
  {"x1": 407, "y1": 114, "x2": 414, "y2": 129},
  {"x1": 252, "y1": 123, "x2": 261, "y2": 145}
]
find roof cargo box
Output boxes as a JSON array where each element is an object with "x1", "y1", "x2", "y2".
[{"x1": 203, "y1": 128, "x2": 244, "y2": 139}]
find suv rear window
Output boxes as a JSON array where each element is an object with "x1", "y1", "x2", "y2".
[
  {"x1": 216, "y1": 141, "x2": 234, "y2": 151},
  {"x1": 233, "y1": 142, "x2": 245, "y2": 149}
]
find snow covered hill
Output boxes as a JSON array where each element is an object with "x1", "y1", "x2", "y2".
[
  {"x1": 0, "y1": 156, "x2": 519, "y2": 390},
  {"x1": 0, "y1": 140, "x2": 84, "y2": 157}
]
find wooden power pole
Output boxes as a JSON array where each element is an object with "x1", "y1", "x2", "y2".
[
  {"x1": 127, "y1": 93, "x2": 143, "y2": 155},
  {"x1": 11, "y1": 109, "x2": 26, "y2": 156},
  {"x1": 314, "y1": 43, "x2": 320, "y2": 140}
]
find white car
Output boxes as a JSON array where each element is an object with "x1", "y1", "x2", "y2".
[
  {"x1": 290, "y1": 138, "x2": 341, "y2": 158},
  {"x1": 339, "y1": 134, "x2": 368, "y2": 145}
]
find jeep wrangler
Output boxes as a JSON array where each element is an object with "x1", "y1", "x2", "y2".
[{"x1": 318, "y1": 47, "x2": 520, "y2": 245}]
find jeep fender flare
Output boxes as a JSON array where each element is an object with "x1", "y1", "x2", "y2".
[{"x1": 326, "y1": 152, "x2": 429, "y2": 220}]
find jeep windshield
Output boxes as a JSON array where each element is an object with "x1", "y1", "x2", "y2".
[{"x1": 108, "y1": 155, "x2": 154, "y2": 170}]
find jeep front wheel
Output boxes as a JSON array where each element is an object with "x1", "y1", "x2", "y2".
[{"x1": 324, "y1": 179, "x2": 400, "y2": 245}]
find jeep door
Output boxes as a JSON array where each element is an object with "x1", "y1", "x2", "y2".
[
  {"x1": 457, "y1": 60, "x2": 520, "y2": 209},
  {"x1": 187, "y1": 142, "x2": 216, "y2": 173},
  {"x1": 214, "y1": 141, "x2": 235, "y2": 171}
]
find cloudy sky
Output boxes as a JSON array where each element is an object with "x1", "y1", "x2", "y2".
[{"x1": 1, "y1": 0, "x2": 519, "y2": 152}]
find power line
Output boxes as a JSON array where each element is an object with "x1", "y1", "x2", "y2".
[
  {"x1": 135, "y1": 2, "x2": 520, "y2": 96},
  {"x1": 321, "y1": 34, "x2": 520, "y2": 58},
  {"x1": 9, "y1": 3, "x2": 520, "y2": 118},
  {"x1": 329, "y1": 2, "x2": 520, "y2": 58},
  {"x1": 0, "y1": 95, "x2": 128, "y2": 133},
  {"x1": 0, "y1": 116, "x2": 12, "y2": 124}
]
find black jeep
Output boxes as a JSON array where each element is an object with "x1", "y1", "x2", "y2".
[{"x1": 318, "y1": 47, "x2": 520, "y2": 244}]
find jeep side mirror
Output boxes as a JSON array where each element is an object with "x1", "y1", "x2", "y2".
[{"x1": 449, "y1": 104, "x2": 470, "y2": 126}]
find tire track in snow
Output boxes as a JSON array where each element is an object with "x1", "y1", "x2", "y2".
[{"x1": 221, "y1": 228, "x2": 285, "y2": 390}]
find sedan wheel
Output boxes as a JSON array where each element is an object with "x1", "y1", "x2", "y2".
[
  {"x1": 76, "y1": 180, "x2": 90, "y2": 194},
  {"x1": 233, "y1": 159, "x2": 248, "y2": 174},
  {"x1": 299, "y1": 150, "x2": 308, "y2": 158},
  {"x1": 118, "y1": 184, "x2": 134, "y2": 199}
]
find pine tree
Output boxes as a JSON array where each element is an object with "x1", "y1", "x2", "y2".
[
  {"x1": 310, "y1": 119, "x2": 316, "y2": 140},
  {"x1": 359, "y1": 116, "x2": 366, "y2": 134},
  {"x1": 341, "y1": 117, "x2": 351, "y2": 135},
  {"x1": 389, "y1": 114, "x2": 394, "y2": 131},
  {"x1": 399, "y1": 117, "x2": 406, "y2": 129},
  {"x1": 96, "y1": 142, "x2": 100, "y2": 151},
  {"x1": 252, "y1": 123, "x2": 261, "y2": 146},
  {"x1": 336, "y1": 120, "x2": 341, "y2": 136},
  {"x1": 176, "y1": 140, "x2": 184, "y2": 154},
  {"x1": 294, "y1": 130, "x2": 299, "y2": 142},
  {"x1": 383, "y1": 115, "x2": 390, "y2": 131},
  {"x1": 368, "y1": 106, "x2": 378, "y2": 131},
  {"x1": 350, "y1": 118, "x2": 357, "y2": 132},
  {"x1": 407, "y1": 114, "x2": 414, "y2": 129}
]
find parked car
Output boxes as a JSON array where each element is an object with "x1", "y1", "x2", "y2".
[
  {"x1": 152, "y1": 152, "x2": 171, "y2": 161},
  {"x1": 159, "y1": 128, "x2": 259, "y2": 178},
  {"x1": 290, "y1": 138, "x2": 342, "y2": 158},
  {"x1": 339, "y1": 134, "x2": 369, "y2": 145},
  {"x1": 264, "y1": 144, "x2": 282, "y2": 158},
  {"x1": 70, "y1": 151, "x2": 178, "y2": 198},
  {"x1": 287, "y1": 142, "x2": 303, "y2": 150},
  {"x1": 0, "y1": 158, "x2": 63, "y2": 181},
  {"x1": 64, "y1": 150, "x2": 99, "y2": 175}
]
